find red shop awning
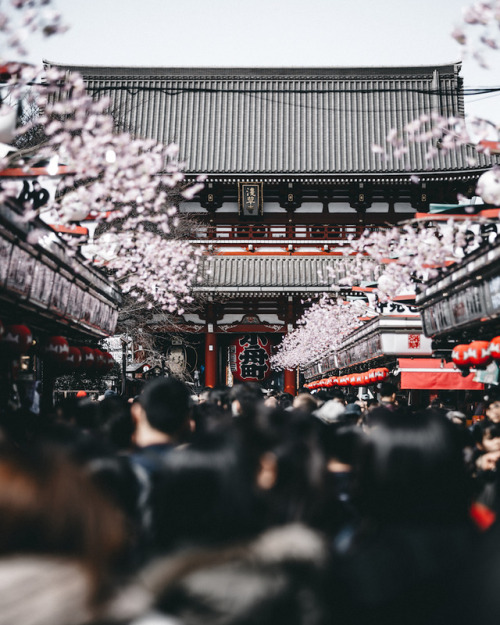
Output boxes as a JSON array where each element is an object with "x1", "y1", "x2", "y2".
[{"x1": 398, "y1": 358, "x2": 484, "y2": 391}]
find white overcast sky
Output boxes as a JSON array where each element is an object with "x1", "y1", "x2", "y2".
[{"x1": 20, "y1": 0, "x2": 500, "y2": 125}]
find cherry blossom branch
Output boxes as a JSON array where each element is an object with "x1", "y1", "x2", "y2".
[
  {"x1": 0, "y1": 3, "x2": 205, "y2": 314},
  {"x1": 270, "y1": 296, "x2": 368, "y2": 370}
]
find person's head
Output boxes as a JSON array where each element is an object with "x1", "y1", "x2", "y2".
[
  {"x1": 97, "y1": 395, "x2": 135, "y2": 451},
  {"x1": 279, "y1": 392, "x2": 294, "y2": 410},
  {"x1": 206, "y1": 386, "x2": 230, "y2": 411},
  {"x1": 446, "y1": 410, "x2": 467, "y2": 427},
  {"x1": 152, "y1": 430, "x2": 260, "y2": 551},
  {"x1": 229, "y1": 382, "x2": 264, "y2": 419},
  {"x1": 0, "y1": 443, "x2": 126, "y2": 598},
  {"x1": 477, "y1": 421, "x2": 500, "y2": 453},
  {"x1": 366, "y1": 398, "x2": 380, "y2": 412},
  {"x1": 355, "y1": 409, "x2": 470, "y2": 524},
  {"x1": 245, "y1": 407, "x2": 326, "y2": 526},
  {"x1": 313, "y1": 399, "x2": 346, "y2": 424},
  {"x1": 292, "y1": 393, "x2": 318, "y2": 415},
  {"x1": 343, "y1": 403, "x2": 362, "y2": 425},
  {"x1": 136, "y1": 377, "x2": 191, "y2": 437},
  {"x1": 378, "y1": 382, "x2": 397, "y2": 404},
  {"x1": 485, "y1": 396, "x2": 500, "y2": 424}
]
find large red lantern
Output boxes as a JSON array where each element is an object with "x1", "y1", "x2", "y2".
[
  {"x1": 65, "y1": 346, "x2": 82, "y2": 371},
  {"x1": 80, "y1": 346, "x2": 95, "y2": 370},
  {"x1": 467, "y1": 341, "x2": 492, "y2": 368},
  {"x1": 43, "y1": 336, "x2": 69, "y2": 365},
  {"x1": 230, "y1": 334, "x2": 271, "y2": 383},
  {"x1": 490, "y1": 336, "x2": 500, "y2": 361},
  {"x1": 2, "y1": 324, "x2": 33, "y2": 355},
  {"x1": 451, "y1": 344, "x2": 470, "y2": 368},
  {"x1": 349, "y1": 374, "x2": 357, "y2": 386}
]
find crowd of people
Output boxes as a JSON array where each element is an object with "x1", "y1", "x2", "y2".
[{"x1": 1, "y1": 379, "x2": 500, "y2": 625}]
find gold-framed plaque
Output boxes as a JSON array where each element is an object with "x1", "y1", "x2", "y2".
[{"x1": 238, "y1": 182, "x2": 263, "y2": 217}]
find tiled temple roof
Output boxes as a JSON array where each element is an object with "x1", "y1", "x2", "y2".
[
  {"x1": 194, "y1": 256, "x2": 374, "y2": 292},
  {"x1": 46, "y1": 62, "x2": 494, "y2": 175}
]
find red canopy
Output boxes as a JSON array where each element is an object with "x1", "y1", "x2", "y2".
[{"x1": 398, "y1": 358, "x2": 484, "y2": 391}]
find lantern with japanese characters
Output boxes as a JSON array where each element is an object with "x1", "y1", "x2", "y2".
[
  {"x1": 43, "y1": 336, "x2": 69, "y2": 365},
  {"x1": 93, "y1": 349, "x2": 106, "y2": 372},
  {"x1": 451, "y1": 344, "x2": 470, "y2": 368},
  {"x1": 101, "y1": 351, "x2": 115, "y2": 373},
  {"x1": 2, "y1": 325, "x2": 33, "y2": 355},
  {"x1": 467, "y1": 341, "x2": 492, "y2": 368},
  {"x1": 229, "y1": 335, "x2": 271, "y2": 383},
  {"x1": 80, "y1": 346, "x2": 95, "y2": 370},
  {"x1": 65, "y1": 347, "x2": 82, "y2": 371},
  {"x1": 490, "y1": 336, "x2": 500, "y2": 361},
  {"x1": 375, "y1": 367, "x2": 389, "y2": 381}
]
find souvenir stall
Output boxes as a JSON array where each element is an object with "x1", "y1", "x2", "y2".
[
  {"x1": 417, "y1": 236, "x2": 500, "y2": 403},
  {"x1": 303, "y1": 311, "x2": 484, "y2": 408},
  {"x1": 0, "y1": 178, "x2": 121, "y2": 412}
]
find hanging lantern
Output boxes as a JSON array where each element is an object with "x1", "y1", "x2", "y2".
[
  {"x1": 349, "y1": 374, "x2": 357, "y2": 386},
  {"x1": 80, "y1": 346, "x2": 95, "y2": 370},
  {"x1": 2, "y1": 324, "x2": 33, "y2": 355},
  {"x1": 368, "y1": 369, "x2": 376, "y2": 384},
  {"x1": 451, "y1": 344, "x2": 470, "y2": 368},
  {"x1": 355, "y1": 374, "x2": 363, "y2": 385},
  {"x1": 374, "y1": 367, "x2": 389, "y2": 381},
  {"x1": 65, "y1": 346, "x2": 82, "y2": 371},
  {"x1": 332, "y1": 377, "x2": 339, "y2": 386},
  {"x1": 490, "y1": 336, "x2": 500, "y2": 361},
  {"x1": 101, "y1": 351, "x2": 115, "y2": 373},
  {"x1": 467, "y1": 341, "x2": 492, "y2": 368},
  {"x1": 93, "y1": 349, "x2": 106, "y2": 371},
  {"x1": 43, "y1": 336, "x2": 69, "y2": 365}
]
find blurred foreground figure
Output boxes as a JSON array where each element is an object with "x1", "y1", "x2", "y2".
[
  {"x1": 0, "y1": 442, "x2": 127, "y2": 625},
  {"x1": 330, "y1": 409, "x2": 476, "y2": 625}
]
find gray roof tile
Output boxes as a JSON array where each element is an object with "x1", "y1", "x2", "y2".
[
  {"x1": 194, "y1": 256, "x2": 374, "y2": 291},
  {"x1": 47, "y1": 62, "x2": 493, "y2": 174}
]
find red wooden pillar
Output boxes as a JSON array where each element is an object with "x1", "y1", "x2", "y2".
[
  {"x1": 284, "y1": 296, "x2": 297, "y2": 396},
  {"x1": 205, "y1": 302, "x2": 217, "y2": 388},
  {"x1": 284, "y1": 368, "x2": 296, "y2": 396}
]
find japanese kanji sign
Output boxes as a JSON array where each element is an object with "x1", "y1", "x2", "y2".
[
  {"x1": 229, "y1": 334, "x2": 271, "y2": 382},
  {"x1": 238, "y1": 182, "x2": 263, "y2": 217}
]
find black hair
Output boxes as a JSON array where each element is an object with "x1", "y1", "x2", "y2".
[
  {"x1": 378, "y1": 382, "x2": 397, "y2": 398},
  {"x1": 152, "y1": 430, "x2": 260, "y2": 551},
  {"x1": 356, "y1": 409, "x2": 470, "y2": 524},
  {"x1": 138, "y1": 377, "x2": 191, "y2": 435},
  {"x1": 229, "y1": 382, "x2": 264, "y2": 419}
]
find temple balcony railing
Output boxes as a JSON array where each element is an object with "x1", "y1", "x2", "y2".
[{"x1": 190, "y1": 222, "x2": 387, "y2": 245}]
